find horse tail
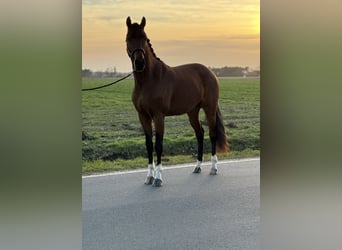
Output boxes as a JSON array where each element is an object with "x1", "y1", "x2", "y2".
[{"x1": 215, "y1": 107, "x2": 229, "y2": 153}]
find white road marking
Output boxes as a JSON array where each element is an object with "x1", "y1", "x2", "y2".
[{"x1": 82, "y1": 157, "x2": 259, "y2": 179}]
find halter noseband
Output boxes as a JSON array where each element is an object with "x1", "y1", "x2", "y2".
[{"x1": 127, "y1": 48, "x2": 146, "y2": 59}]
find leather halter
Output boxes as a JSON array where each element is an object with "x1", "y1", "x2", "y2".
[{"x1": 127, "y1": 48, "x2": 146, "y2": 59}]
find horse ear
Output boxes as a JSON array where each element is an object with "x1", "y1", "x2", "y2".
[
  {"x1": 126, "y1": 16, "x2": 132, "y2": 27},
  {"x1": 140, "y1": 17, "x2": 146, "y2": 28}
]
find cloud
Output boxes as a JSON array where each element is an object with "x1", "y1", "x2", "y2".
[
  {"x1": 83, "y1": 0, "x2": 259, "y2": 23},
  {"x1": 83, "y1": 0, "x2": 124, "y2": 5},
  {"x1": 82, "y1": 0, "x2": 260, "y2": 71}
]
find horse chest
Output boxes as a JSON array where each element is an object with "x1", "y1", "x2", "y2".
[{"x1": 132, "y1": 90, "x2": 169, "y2": 115}]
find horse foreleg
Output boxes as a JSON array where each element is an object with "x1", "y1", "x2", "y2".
[
  {"x1": 152, "y1": 115, "x2": 164, "y2": 187},
  {"x1": 139, "y1": 113, "x2": 155, "y2": 184},
  {"x1": 144, "y1": 132, "x2": 155, "y2": 184},
  {"x1": 145, "y1": 164, "x2": 155, "y2": 184},
  {"x1": 153, "y1": 133, "x2": 163, "y2": 186}
]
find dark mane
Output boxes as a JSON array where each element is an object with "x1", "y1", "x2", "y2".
[{"x1": 147, "y1": 38, "x2": 161, "y2": 62}]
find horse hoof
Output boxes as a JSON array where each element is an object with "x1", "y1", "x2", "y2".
[
  {"x1": 144, "y1": 176, "x2": 154, "y2": 185},
  {"x1": 209, "y1": 168, "x2": 217, "y2": 175},
  {"x1": 152, "y1": 178, "x2": 162, "y2": 187},
  {"x1": 193, "y1": 167, "x2": 201, "y2": 174}
]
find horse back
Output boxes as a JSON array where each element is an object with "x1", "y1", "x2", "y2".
[{"x1": 163, "y1": 63, "x2": 219, "y2": 114}]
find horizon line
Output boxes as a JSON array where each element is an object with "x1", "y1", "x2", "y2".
[{"x1": 82, "y1": 64, "x2": 260, "y2": 72}]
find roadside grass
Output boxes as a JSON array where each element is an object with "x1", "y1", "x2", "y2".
[{"x1": 82, "y1": 77, "x2": 259, "y2": 173}]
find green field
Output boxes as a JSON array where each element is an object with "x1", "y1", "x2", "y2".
[{"x1": 82, "y1": 77, "x2": 259, "y2": 173}]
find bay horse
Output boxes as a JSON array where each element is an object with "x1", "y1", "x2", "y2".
[{"x1": 126, "y1": 17, "x2": 229, "y2": 187}]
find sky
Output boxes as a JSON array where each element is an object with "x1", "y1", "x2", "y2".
[{"x1": 82, "y1": 0, "x2": 259, "y2": 72}]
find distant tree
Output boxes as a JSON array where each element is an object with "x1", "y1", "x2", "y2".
[
  {"x1": 246, "y1": 70, "x2": 260, "y2": 77},
  {"x1": 94, "y1": 71, "x2": 104, "y2": 78},
  {"x1": 104, "y1": 67, "x2": 117, "y2": 77},
  {"x1": 82, "y1": 69, "x2": 92, "y2": 77},
  {"x1": 209, "y1": 66, "x2": 247, "y2": 77}
]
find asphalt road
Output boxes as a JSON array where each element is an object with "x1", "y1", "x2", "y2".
[{"x1": 82, "y1": 158, "x2": 260, "y2": 250}]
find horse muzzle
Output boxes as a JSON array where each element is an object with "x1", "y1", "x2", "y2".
[
  {"x1": 128, "y1": 48, "x2": 146, "y2": 72},
  {"x1": 133, "y1": 59, "x2": 145, "y2": 72}
]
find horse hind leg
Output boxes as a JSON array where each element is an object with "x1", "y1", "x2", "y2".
[
  {"x1": 210, "y1": 155, "x2": 218, "y2": 175},
  {"x1": 187, "y1": 107, "x2": 204, "y2": 174},
  {"x1": 203, "y1": 108, "x2": 219, "y2": 175},
  {"x1": 205, "y1": 107, "x2": 229, "y2": 175},
  {"x1": 209, "y1": 122, "x2": 218, "y2": 175},
  {"x1": 211, "y1": 107, "x2": 229, "y2": 174}
]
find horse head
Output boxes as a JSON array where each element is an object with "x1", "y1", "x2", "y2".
[{"x1": 126, "y1": 17, "x2": 147, "y2": 72}]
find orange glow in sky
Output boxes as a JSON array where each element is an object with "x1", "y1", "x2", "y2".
[{"x1": 82, "y1": 0, "x2": 259, "y2": 72}]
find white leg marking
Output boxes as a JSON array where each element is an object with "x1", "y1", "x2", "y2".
[
  {"x1": 154, "y1": 164, "x2": 163, "y2": 181},
  {"x1": 210, "y1": 155, "x2": 218, "y2": 175},
  {"x1": 147, "y1": 162, "x2": 155, "y2": 177},
  {"x1": 193, "y1": 160, "x2": 202, "y2": 173},
  {"x1": 144, "y1": 162, "x2": 155, "y2": 184}
]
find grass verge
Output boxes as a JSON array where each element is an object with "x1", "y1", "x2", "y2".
[{"x1": 82, "y1": 77, "x2": 259, "y2": 174}]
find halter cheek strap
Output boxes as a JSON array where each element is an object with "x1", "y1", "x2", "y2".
[{"x1": 127, "y1": 48, "x2": 146, "y2": 58}]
